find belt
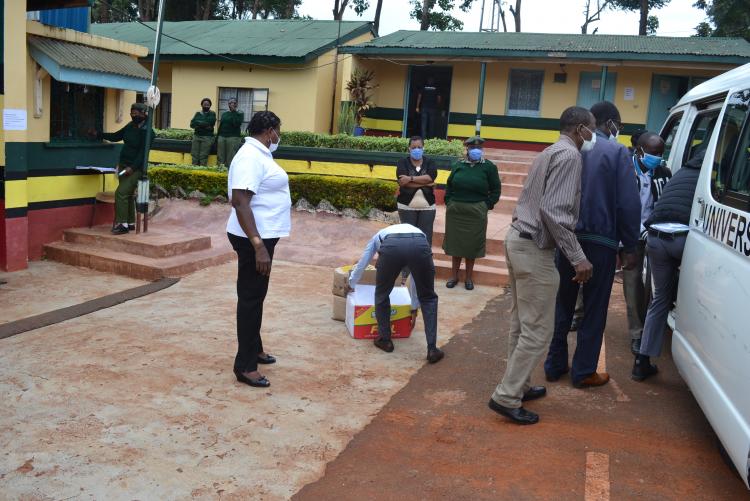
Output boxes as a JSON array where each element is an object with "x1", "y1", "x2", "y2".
[
  {"x1": 647, "y1": 228, "x2": 688, "y2": 240},
  {"x1": 519, "y1": 232, "x2": 533, "y2": 240},
  {"x1": 382, "y1": 233, "x2": 425, "y2": 241}
]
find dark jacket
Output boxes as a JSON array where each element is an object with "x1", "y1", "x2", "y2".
[
  {"x1": 100, "y1": 122, "x2": 154, "y2": 170},
  {"x1": 396, "y1": 156, "x2": 438, "y2": 206},
  {"x1": 576, "y1": 130, "x2": 641, "y2": 252},
  {"x1": 445, "y1": 158, "x2": 501, "y2": 209},
  {"x1": 646, "y1": 161, "x2": 701, "y2": 227}
]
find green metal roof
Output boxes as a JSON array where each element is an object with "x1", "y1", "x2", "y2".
[
  {"x1": 340, "y1": 31, "x2": 750, "y2": 64},
  {"x1": 28, "y1": 36, "x2": 151, "y2": 80},
  {"x1": 91, "y1": 20, "x2": 374, "y2": 63}
]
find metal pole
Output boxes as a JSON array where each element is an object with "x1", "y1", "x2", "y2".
[
  {"x1": 401, "y1": 66, "x2": 412, "y2": 138},
  {"x1": 598, "y1": 65, "x2": 608, "y2": 102},
  {"x1": 476, "y1": 62, "x2": 487, "y2": 136},
  {"x1": 479, "y1": 0, "x2": 486, "y2": 32},
  {"x1": 137, "y1": 0, "x2": 167, "y2": 233},
  {"x1": 328, "y1": 17, "x2": 343, "y2": 135}
]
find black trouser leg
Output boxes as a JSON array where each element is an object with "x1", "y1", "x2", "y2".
[{"x1": 228, "y1": 233, "x2": 278, "y2": 373}]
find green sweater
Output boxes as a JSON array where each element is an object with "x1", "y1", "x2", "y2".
[
  {"x1": 190, "y1": 111, "x2": 216, "y2": 136},
  {"x1": 100, "y1": 122, "x2": 154, "y2": 170},
  {"x1": 444, "y1": 158, "x2": 502, "y2": 209},
  {"x1": 217, "y1": 110, "x2": 244, "y2": 137}
]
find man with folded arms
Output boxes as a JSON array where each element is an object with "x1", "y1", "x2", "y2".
[{"x1": 488, "y1": 107, "x2": 594, "y2": 425}]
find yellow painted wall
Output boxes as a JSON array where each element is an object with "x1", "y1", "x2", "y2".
[{"x1": 358, "y1": 59, "x2": 408, "y2": 110}]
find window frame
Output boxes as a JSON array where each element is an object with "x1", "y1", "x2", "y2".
[
  {"x1": 659, "y1": 112, "x2": 683, "y2": 168},
  {"x1": 506, "y1": 69, "x2": 544, "y2": 118},
  {"x1": 49, "y1": 79, "x2": 105, "y2": 143},
  {"x1": 680, "y1": 108, "x2": 721, "y2": 172},
  {"x1": 218, "y1": 87, "x2": 269, "y2": 131},
  {"x1": 710, "y1": 89, "x2": 750, "y2": 211}
]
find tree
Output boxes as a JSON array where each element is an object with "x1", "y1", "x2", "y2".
[
  {"x1": 492, "y1": 0, "x2": 521, "y2": 32},
  {"x1": 609, "y1": 0, "x2": 670, "y2": 35},
  {"x1": 410, "y1": 0, "x2": 475, "y2": 31},
  {"x1": 693, "y1": 0, "x2": 750, "y2": 41},
  {"x1": 581, "y1": 0, "x2": 611, "y2": 34},
  {"x1": 91, "y1": 0, "x2": 138, "y2": 22},
  {"x1": 332, "y1": 0, "x2": 350, "y2": 20},
  {"x1": 350, "y1": 0, "x2": 385, "y2": 35}
]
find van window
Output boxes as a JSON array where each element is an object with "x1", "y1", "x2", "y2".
[
  {"x1": 682, "y1": 110, "x2": 720, "y2": 169},
  {"x1": 660, "y1": 113, "x2": 682, "y2": 165},
  {"x1": 711, "y1": 90, "x2": 750, "y2": 206}
]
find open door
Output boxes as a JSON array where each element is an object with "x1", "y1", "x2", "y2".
[{"x1": 405, "y1": 66, "x2": 452, "y2": 139}]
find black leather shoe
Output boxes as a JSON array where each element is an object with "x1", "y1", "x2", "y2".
[
  {"x1": 257, "y1": 354, "x2": 276, "y2": 364},
  {"x1": 522, "y1": 386, "x2": 547, "y2": 402},
  {"x1": 632, "y1": 355, "x2": 658, "y2": 382},
  {"x1": 446, "y1": 278, "x2": 458, "y2": 289},
  {"x1": 488, "y1": 399, "x2": 539, "y2": 425},
  {"x1": 545, "y1": 368, "x2": 569, "y2": 382},
  {"x1": 127, "y1": 224, "x2": 136, "y2": 231},
  {"x1": 427, "y1": 347, "x2": 444, "y2": 364},
  {"x1": 111, "y1": 224, "x2": 129, "y2": 235},
  {"x1": 464, "y1": 280, "x2": 474, "y2": 290},
  {"x1": 630, "y1": 338, "x2": 642, "y2": 356},
  {"x1": 373, "y1": 337, "x2": 394, "y2": 353},
  {"x1": 569, "y1": 316, "x2": 583, "y2": 332},
  {"x1": 234, "y1": 370, "x2": 270, "y2": 388}
]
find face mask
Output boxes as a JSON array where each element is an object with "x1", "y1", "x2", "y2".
[
  {"x1": 639, "y1": 151, "x2": 663, "y2": 171},
  {"x1": 468, "y1": 148, "x2": 482, "y2": 162},
  {"x1": 580, "y1": 126, "x2": 596, "y2": 152},
  {"x1": 269, "y1": 129, "x2": 280, "y2": 153},
  {"x1": 608, "y1": 121, "x2": 620, "y2": 142},
  {"x1": 132, "y1": 115, "x2": 145, "y2": 124},
  {"x1": 410, "y1": 148, "x2": 424, "y2": 161}
]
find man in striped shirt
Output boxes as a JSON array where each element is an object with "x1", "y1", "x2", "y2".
[{"x1": 489, "y1": 106, "x2": 595, "y2": 425}]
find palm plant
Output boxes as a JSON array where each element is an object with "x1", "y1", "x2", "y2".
[{"x1": 345, "y1": 69, "x2": 377, "y2": 129}]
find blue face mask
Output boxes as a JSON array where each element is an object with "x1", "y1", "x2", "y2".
[
  {"x1": 640, "y1": 151, "x2": 663, "y2": 171},
  {"x1": 468, "y1": 148, "x2": 482, "y2": 162},
  {"x1": 410, "y1": 148, "x2": 424, "y2": 161}
]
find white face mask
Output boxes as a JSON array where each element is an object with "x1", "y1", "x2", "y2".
[
  {"x1": 607, "y1": 120, "x2": 620, "y2": 142},
  {"x1": 580, "y1": 126, "x2": 597, "y2": 152},
  {"x1": 269, "y1": 128, "x2": 280, "y2": 153}
]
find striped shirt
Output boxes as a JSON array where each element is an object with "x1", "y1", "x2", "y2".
[{"x1": 511, "y1": 135, "x2": 587, "y2": 265}]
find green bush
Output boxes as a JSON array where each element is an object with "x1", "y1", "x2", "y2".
[
  {"x1": 148, "y1": 166, "x2": 397, "y2": 212},
  {"x1": 154, "y1": 128, "x2": 463, "y2": 156}
]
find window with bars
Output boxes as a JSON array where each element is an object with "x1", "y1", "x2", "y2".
[
  {"x1": 49, "y1": 80, "x2": 104, "y2": 142},
  {"x1": 507, "y1": 69, "x2": 544, "y2": 118},
  {"x1": 218, "y1": 87, "x2": 269, "y2": 131}
]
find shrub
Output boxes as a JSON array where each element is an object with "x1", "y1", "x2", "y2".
[
  {"x1": 337, "y1": 101, "x2": 356, "y2": 135},
  {"x1": 148, "y1": 166, "x2": 397, "y2": 212},
  {"x1": 154, "y1": 128, "x2": 194, "y2": 140}
]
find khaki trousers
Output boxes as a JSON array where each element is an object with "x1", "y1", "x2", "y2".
[
  {"x1": 492, "y1": 227, "x2": 560, "y2": 408},
  {"x1": 217, "y1": 135, "x2": 243, "y2": 166},
  {"x1": 191, "y1": 135, "x2": 214, "y2": 166}
]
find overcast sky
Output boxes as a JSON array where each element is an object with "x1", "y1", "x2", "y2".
[{"x1": 297, "y1": 0, "x2": 707, "y2": 37}]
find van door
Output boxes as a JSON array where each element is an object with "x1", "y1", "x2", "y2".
[{"x1": 673, "y1": 88, "x2": 750, "y2": 487}]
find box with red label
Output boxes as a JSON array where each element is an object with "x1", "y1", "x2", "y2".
[{"x1": 345, "y1": 285, "x2": 412, "y2": 339}]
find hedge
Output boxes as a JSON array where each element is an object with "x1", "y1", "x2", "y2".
[
  {"x1": 149, "y1": 166, "x2": 397, "y2": 212},
  {"x1": 154, "y1": 128, "x2": 463, "y2": 156}
]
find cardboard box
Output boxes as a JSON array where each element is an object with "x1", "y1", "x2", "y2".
[
  {"x1": 332, "y1": 264, "x2": 377, "y2": 297},
  {"x1": 332, "y1": 294, "x2": 346, "y2": 321},
  {"x1": 345, "y1": 285, "x2": 412, "y2": 339}
]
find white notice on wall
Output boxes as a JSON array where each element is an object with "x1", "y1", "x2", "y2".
[
  {"x1": 624, "y1": 87, "x2": 635, "y2": 101},
  {"x1": 3, "y1": 109, "x2": 27, "y2": 131}
]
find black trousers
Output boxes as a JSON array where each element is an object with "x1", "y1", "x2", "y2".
[{"x1": 228, "y1": 233, "x2": 279, "y2": 373}]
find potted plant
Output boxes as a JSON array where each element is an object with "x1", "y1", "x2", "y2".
[{"x1": 345, "y1": 69, "x2": 377, "y2": 136}]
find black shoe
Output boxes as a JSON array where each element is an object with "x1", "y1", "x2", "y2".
[
  {"x1": 373, "y1": 337, "x2": 394, "y2": 353},
  {"x1": 545, "y1": 368, "x2": 569, "y2": 382},
  {"x1": 128, "y1": 224, "x2": 136, "y2": 231},
  {"x1": 464, "y1": 280, "x2": 474, "y2": 291},
  {"x1": 257, "y1": 354, "x2": 276, "y2": 365},
  {"x1": 427, "y1": 347, "x2": 444, "y2": 364},
  {"x1": 630, "y1": 338, "x2": 642, "y2": 356},
  {"x1": 632, "y1": 355, "x2": 658, "y2": 382},
  {"x1": 569, "y1": 316, "x2": 583, "y2": 332},
  {"x1": 111, "y1": 224, "x2": 129, "y2": 235},
  {"x1": 446, "y1": 278, "x2": 458, "y2": 289},
  {"x1": 488, "y1": 399, "x2": 539, "y2": 425},
  {"x1": 522, "y1": 386, "x2": 547, "y2": 402},
  {"x1": 234, "y1": 370, "x2": 270, "y2": 388}
]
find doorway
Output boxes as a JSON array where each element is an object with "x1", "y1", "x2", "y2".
[
  {"x1": 405, "y1": 65, "x2": 452, "y2": 139},
  {"x1": 646, "y1": 75, "x2": 689, "y2": 132}
]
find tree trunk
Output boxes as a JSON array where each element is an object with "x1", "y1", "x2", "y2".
[
  {"x1": 252, "y1": 0, "x2": 260, "y2": 19},
  {"x1": 639, "y1": 0, "x2": 648, "y2": 35},
  {"x1": 499, "y1": 8, "x2": 508, "y2": 32},
  {"x1": 509, "y1": 0, "x2": 521, "y2": 32},
  {"x1": 138, "y1": 0, "x2": 155, "y2": 21},
  {"x1": 373, "y1": 0, "x2": 384, "y2": 34},
  {"x1": 286, "y1": 0, "x2": 296, "y2": 18},
  {"x1": 202, "y1": 0, "x2": 212, "y2": 20},
  {"x1": 97, "y1": 1, "x2": 110, "y2": 22},
  {"x1": 333, "y1": 0, "x2": 350, "y2": 20},
  {"x1": 420, "y1": 0, "x2": 432, "y2": 31}
]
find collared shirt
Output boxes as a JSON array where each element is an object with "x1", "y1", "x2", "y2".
[
  {"x1": 633, "y1": 159, "x2": 654, "y2": 234},
  {"x1": 226, "y1": 137, "x2": 291, "y2": 239},
  {"x1": 511, "y1": 135, "x2": 586, "y2": 265},
  {"x1": 349, "y1": 223, "x2": 424, "y2": 310}
]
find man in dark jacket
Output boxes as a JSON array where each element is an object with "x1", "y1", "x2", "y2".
[
  {"x1": 545, "y1": 101, "x2": 641, "y2": 388},
  {"x1": 631, "y1": 151, "x2": 703, "y2": 381}
]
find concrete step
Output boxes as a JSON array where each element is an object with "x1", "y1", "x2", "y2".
[
  {"x1": 500, "y1": 183, "x2": 524, "y2": 198},
  {"x1": 496, "y1": 160, "x2": 533, "y2": 173},
  {"x1": 432, "y1": 247, "x2": 506, "y2": 269},
  {"x1": 499, "y1": 172, "x2": 528, "y2": 185},
  {"x1": 433, "y1": 232, "x2": 506, "y2": 257},
  {"x1": 434, "y1": 260, "x2": 509, "y2": 287},
  {"x1": 62, "y1": 226, "x2": 212, "y2": 259},
  {"x1": 44, "y1": 240, "x2": 234, "y2": 281},
  {"x1": 497, "y1": 196, "x2": 518, "y2": 213}
]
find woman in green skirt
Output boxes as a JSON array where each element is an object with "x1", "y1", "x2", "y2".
[{"x1": 442, "y1": 136, "x2": 501, "y2": 290}]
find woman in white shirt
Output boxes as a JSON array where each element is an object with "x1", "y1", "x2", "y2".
[{"x1": 226, "y1": 111, "x2": 291, "y2": 388}]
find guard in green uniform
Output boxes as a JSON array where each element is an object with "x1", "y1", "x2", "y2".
[
  {"x1": 217, "y1": 98, "x2": 244, "y2": 166},
  {"x1": 190, "y1": 98, "x2": 216, "y2": 165},
  {"x1": 95, "y1": 103, "x2": 154, "y2": 235}
]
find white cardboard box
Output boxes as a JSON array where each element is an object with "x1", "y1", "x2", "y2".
[{"x1": 345, "y1": 285, "x2": 412, "y2": 339}]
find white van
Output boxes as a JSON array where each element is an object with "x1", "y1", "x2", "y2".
[{"x1": 655, "y1": 62, "x2": 750, "y2": 488}]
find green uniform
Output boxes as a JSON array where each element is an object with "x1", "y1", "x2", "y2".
[
  {"x1": 100, "y1": 122, "x2": 154, "y2": 225},
  {"x1": 217, "y1": 110, "x2": 244, "y2": 166},
  {"x1": 190, "y1": 110, "x2": 216, "y2": 165}
]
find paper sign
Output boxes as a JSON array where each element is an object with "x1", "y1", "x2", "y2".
[
  {"x1": 591, "y1": 79, "x2": 601, "y2": 90},
  {"x1": 624, "y1": 87, "x2": 635, "y2": 101},
  {"x1": 3, "y1": 109, "x2": 27, "y2": 131}
]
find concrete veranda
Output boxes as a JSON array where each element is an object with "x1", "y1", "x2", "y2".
[{"x1": 0, "y1": 202, "x2": 501, "y2": 499}]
